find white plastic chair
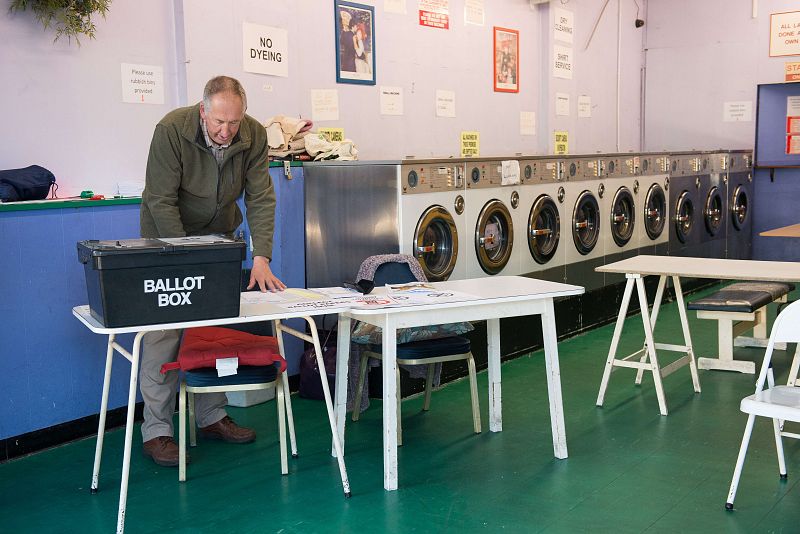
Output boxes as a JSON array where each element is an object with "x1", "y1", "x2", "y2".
[{"x1": 725, "y1": 299, "x2": 800, "y2": 510}]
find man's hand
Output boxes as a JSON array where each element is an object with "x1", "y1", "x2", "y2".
[{"x1": 247, "y1": 256, "x2": 286, "y2": 292}]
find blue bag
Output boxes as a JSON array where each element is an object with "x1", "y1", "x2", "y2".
[{"x1": 0, "y1": 165, "x2": 57, "y2": 202}]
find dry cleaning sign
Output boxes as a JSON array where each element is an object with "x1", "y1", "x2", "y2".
[{"x1": 243, "y1": 23, "x2": 289, "y2": 77}]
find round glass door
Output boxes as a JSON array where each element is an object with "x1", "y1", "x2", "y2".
[
  {"x1": 413, "y1": 205, "x2": 458, "y2": 281},
  {"x1": 674, "y1": 191, "x2": 694, "y2": 244},
  {"x1": 704, "y1": 186, "x2": 723, "y2": 236},
  {"x1": 475, "y1": 199, "x2": 513, "y2": 275},
  {"x1": 572, "y1": 190, "x2": 600, "y2": 255},
  {"x1": 610, "y1": 186, "x2": 635, "y2": 247},
  {"x1": 528, "y1": 194, "x2": 560, "y2": 264},
  {"x1": 731, "y1": 185, "x2": 749, "y2": 231},
  {"x1": 644, "y1": 184, "x2": 666, "y2": 240}
]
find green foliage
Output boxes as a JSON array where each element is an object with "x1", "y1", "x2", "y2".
[{"x1": 9, "y1": 0, "x2": 111, "y2": 45}]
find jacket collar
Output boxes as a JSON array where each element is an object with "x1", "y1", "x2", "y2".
[{"x1": 181, "y1": 102, "x2": 251, "y2": 155}]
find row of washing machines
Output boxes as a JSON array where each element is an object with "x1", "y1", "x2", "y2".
[{"x1": 303, "y1": 150, "x2": 753, "y2": 292}]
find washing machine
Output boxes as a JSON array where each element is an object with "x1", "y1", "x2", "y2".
[
  {"x1": 668, "y1": 152, "x2": 703, "y2": 257},
  {"x1": 464, "y1": 159, "x2": 518, "y2": 277},
  {"x1": 399, "y1": 161, "x2": 468, "y2": 281},
  {"x1": 726, "y1": 150, "x2": 754, "y2": 260},
  {"x1": 517, "y1": 157, "x2": 566, "y2": 283},
  {"x1": 636, "y1": 153, "x2": 670, "y2": 256},
  {"x1": 598, "y1": 154, "x2": 640, "y2": 263},
  {"x1": 563, "y1": 156, "x2": 605, "y2": 291},
  {"x1": 702, "y1": 151, "x2": 729, "y2": 260}
]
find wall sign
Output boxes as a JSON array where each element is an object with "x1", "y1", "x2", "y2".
[
  {"x1": 786, "y1": 62, "x2": 800, "y2": 82},
  {"x1": 770, "y1": 11, "x2": 800, "y2": 57},
  {"x1": 723, "y1": 101, "x2": 753, "y2": 122},
  {"x1": 554, "y1": 131, "x2": 569, "y2": 155},
  {"x1": 436, "y1": 90, "x2": 456, "y2": 117},
  {"x1": 311, "y1": 89, "x2": 340, "y2": 121},
  {"x1": 121, "y1": 63, "x2": 164, "y2": 105},
  {"x1": 554, "y1": 8, "x2": 574, "y2": 44},
  {"x1": 460, "y1": 131, "x2": 480, "y2": 157},
  {"x1": 553, "y1": 45, "x2": 573, "y2": 79},
  {"x1": 242, "y1": 23, "x2": 289, "y2": 77},
  {"x1": 419, "y1": 0, "x2": 449, "y2": 29}
]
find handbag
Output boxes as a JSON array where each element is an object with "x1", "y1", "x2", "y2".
[
  {"x1": 0, "y1": 165, "x2": 57, "y2": 202},
  {"x1": 299, "y1": 329, "x2": 337, "y2": 400},
  {"x1": 160, "y1": 326, "x2": 286, "y2": 374}
]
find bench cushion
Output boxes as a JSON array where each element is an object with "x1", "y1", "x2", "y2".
[{"x1": 688, "y1": 282, "x2": 794, "y2": 313}]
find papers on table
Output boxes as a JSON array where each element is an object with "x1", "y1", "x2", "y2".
[{"x1": 240, "y1": 283, "x2": 479, "y2": 313}]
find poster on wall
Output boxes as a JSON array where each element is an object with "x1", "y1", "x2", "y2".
[
  {"x1": 554, "y1": 8, "x2": 574, "y2": 44},
  {"x1": 335, "y1": 1, "x2": 376, "y2": 85},
  {"x1": 493, "y1": 27, "x2": 519, "y2": 93},
  {"x1": 770, "y1": 11, "x2": 800, "y2": 57},
  {"x1": 436, "y1": 90, "x2": 456, "y2": 117},
  {"x1": 242, "y1": 23, "x2": 288, "y2": 77},
  {"x1": 787, "y1": 96, "x2": 800, "y2": 154},
  {"x1": 419, "y1": 0, "x2": 449, "y2": 29},
  {"x1": 121, "y1": 63, "x2": 164, "y2": 105},
  {"x1": 311, "y1": 89, "x2": 340, "y2": 121},
  {"x1": 464, "y1": 0, "x2": 484, "y2": 26},
  {"x1": 384, "y1": 0, "x2": 407, "y2": 14},
  {"x1": 553, "y1": 45, "x2": 573, "y2": 79}
]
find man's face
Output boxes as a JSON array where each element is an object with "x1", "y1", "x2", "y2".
[{"x1": 200, "y1": 92, "x2": 245, "y2": 145}]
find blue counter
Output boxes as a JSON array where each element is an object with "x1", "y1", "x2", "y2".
[{"x1": 0, "y1": 163, "x2": 305, "y2": 442}]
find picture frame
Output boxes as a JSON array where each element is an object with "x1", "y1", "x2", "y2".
[
  {"x1": 335, "y1": 1, "x2": 376, "y2": 85},
  {"x1": 493, "y1": 27, "x2": 519, "y2": 93}
]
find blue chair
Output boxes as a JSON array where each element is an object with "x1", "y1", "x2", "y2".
[{"x1": 350, "y1": 255, "x2": 481, "y2": 445}]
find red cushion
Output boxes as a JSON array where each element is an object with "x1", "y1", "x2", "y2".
[{"x1": 161, "y1": 326, "x2": 286, "y2": 374}]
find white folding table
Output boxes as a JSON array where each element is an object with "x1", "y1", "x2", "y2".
[
  {"x1": 330, "y1": 276, "x2": 584, "y2": 491},
  {"x1": 595, "y1": 255, "x2": 800, "y2": 416},
  {"x1": 73, "y1": 296, "x2": 353, "y2": 534}
]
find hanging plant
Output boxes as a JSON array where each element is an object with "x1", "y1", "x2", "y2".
[{"x1": 9, "y1": 0, "x2": 111, "y2": 45}]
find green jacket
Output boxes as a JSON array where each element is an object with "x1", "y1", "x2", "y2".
[{"x1": 140, "y1": 103, "x2": 275, "y2": 259}]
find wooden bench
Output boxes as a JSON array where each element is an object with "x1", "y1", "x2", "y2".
[{"x1": 687, "y1": 282, "x2": 794, "y2": 374}]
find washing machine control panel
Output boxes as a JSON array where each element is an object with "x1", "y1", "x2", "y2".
[
  {"x1": 401, "y1": 164, "x2": 465, "y2": 194},
  {"x1": 534, "y1": 159, "x2": 566, "y2": 182},
  {"x1": 466, "y1": 161, "x2": 517, "y2": 189},
  {"x1": 728, "y1": 152, "x2": 753, "y2": 172},
  {"x1": 655, "y1": 156, "x2": 670, "y2": 173}
]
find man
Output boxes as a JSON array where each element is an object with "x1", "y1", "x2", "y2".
[{"x1": 139, "y1": 75, "x2": 285, "y2": 467}]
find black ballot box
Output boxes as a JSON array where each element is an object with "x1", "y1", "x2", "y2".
[{"x1": 77, "y1": 235, "x2": 246, "y2": 328}]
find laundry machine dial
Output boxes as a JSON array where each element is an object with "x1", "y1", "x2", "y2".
[
  {"x1": 674, "y1": 191, "x2": 694, "y2": 244},
  {"x1": 528, "y1": 195, "x2": 560, "y2": 265},
  {"x1": 703, "y1": 186, "x2": 723, "y2": 236},
  {"x1": 471, "y1": 167, "x2": 481, "y2": 185},
  {"x1": 610, "y1": 187, "x2": 635, "y2": 247},
  {"x1": 731, "y1": 185, "x2": 749, "y2": 230},
  {"x1": 407, "y1": 170, "x2": 419, "y2": 188},
  {"x1": 454, "y1": 194, "x2": 465, "y2": 215},
  {"x1": 572, "y1": 190, "x2": 600, "y2": 255},
  {"x1": 644, "y1": 184, "x2": 666, "y2": 240},
  {"x1": 510, "y1": 190, "x2": 519, "y2": 209}
]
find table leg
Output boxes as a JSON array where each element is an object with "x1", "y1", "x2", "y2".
[
  {"x1": 91, "y1": 333, "x2": 115, "y2": 494},
  {"x1": 272, "y1": 320, "x2": 297, "y2": 456},
  {"x1": 672, "y1": 276, "x2": 701, "y2": 393},
  {"x1": 117, "y1": 331, "x2": 145, "y2": 534},
  {"x1": 597, "y1": 277, "x2": 636, "y2": 407},
  {"x1": 305, "y1": 317, "x2": 351, "y2": 497},
  {"x1": 541, "y1": 298, "x2": 568, "y2": 459},
  {"x1": 382, "y1": 314, "x2": 399, "y2": 491},
  {"x1": 635, "y1": 275, "x2": 666, "y2": 385},
  {"x1": 636, "y1": 277, "x2": 668, "y2": 416},
  {"x1": 333, "y1": 314, "x2": 352, "y2": 458},
  {"x1": 487, "y1": 318, "x2": 502, "y2": 432}
]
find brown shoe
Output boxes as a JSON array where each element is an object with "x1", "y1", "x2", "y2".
[
  {"x1": 143, "y1": 436, "x2": 187, "y2": 467},
  {"x1": 199, "y1": 416, "x2": 256, "y2": 444}
]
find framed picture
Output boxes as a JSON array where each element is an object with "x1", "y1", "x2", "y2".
[
  {"x1": 493, "y1": 27, "x2": 519, "y2": 93},
  {"x1": 335, "y1": 1, "x2": 376, "y2": 85}
]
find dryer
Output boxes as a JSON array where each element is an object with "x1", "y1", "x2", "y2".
[
  {"x1": 518, "y1": 157, "x2": 566, "y2": 282},
  {"x1": 668, "y1": 152, "x2": 703, "y2": 257},
  {"x1": 636, "y1": 153, "x2": 670, "y2": 256},
  {"x1": 563, "y1": 156, "x2": 605, "y2": 291},
  {"x1": 399, "y1": 161, "x2": 467, "y2": 281},
  {"x1": 464, "y1": 159, "x2": 518, "y2": 277},
  {"x1": 703, "y1": 151, "x2": 729, "y2": 260},
  {"x1": 726, "y1": 150, "x2": 754, "y2": 260}
]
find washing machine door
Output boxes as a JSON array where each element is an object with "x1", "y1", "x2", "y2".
[
  {"x1": 704, "y1": 186, "x2": 723, "y2": 236},
  {"x1": 674, "y1": 190, "x2": 694, "y2": 244},
  {"x1": 528, "y1": 194, "x2": 560, "y2": 264},
  {"x1": 644, "y1": 183, "x2": 666, "y2": 240},
  {"x1": 730, "y1": 184, "x2": 749, "y2": 231},
  {"x1": 610, "y1": 186, "x2": 635, "y2": 247},
  {"x1": 414, "y1": 205, "x2": 459, "y2": 281},
  {"x1": 572, "y1": 190, "x2": 600, "y2": 255},
  {"x1": 475, "y1": 199, "x2": 514, "y2": 275}
]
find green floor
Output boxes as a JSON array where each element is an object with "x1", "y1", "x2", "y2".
[{"x1": 3, "y1": 286, "x2": 800, "y2": 533}]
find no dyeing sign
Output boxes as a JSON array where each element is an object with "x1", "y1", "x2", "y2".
[{"x1": 243, "y1": 23, "x2": 289, "y2": 77}]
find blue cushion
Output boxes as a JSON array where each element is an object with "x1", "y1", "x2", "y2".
[
  {"x1": 368, "y1": 335, "x2": 471, "y2": 360},
  {"x1": 185, "y1": 364, "x2": 279, "y2": 388}
]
